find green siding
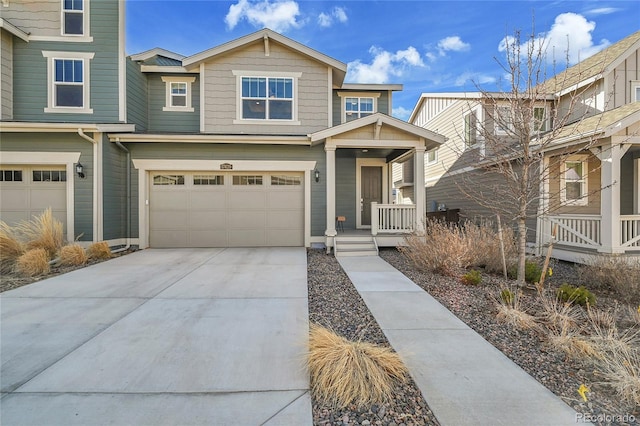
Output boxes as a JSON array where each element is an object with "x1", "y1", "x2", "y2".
[
  {"x1": 147, "y1": 74, "x2": 200, "y2": 133},
  {"x1": 335, "y1": 155, "x2": 356, "y2": 229},
  {"x1": 0, "y1": 133, "x2": 94, "y2": 241},
  {"x1": 332, "y1": 90, "x2": 392, "y2": 126},
  {"x1": 12, "y1": 1, "x2": 121, "y2": 123},
  {"x1": 129, "y1": 143, "x2": 327, "y2": 237},
  {"x1": 102, "y1": 136, "x2": 127, "y2": 240},
  {"x1": 126, "y1": 59, "x2": 148, "y2": 131}
]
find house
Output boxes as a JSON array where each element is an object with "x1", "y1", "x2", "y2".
[
  {"x1": 1, "y1": 1, "x2": 444, "y2": 254},
  {"x1": 406, "y1": 30, "x2": 640, "y2": 263}
]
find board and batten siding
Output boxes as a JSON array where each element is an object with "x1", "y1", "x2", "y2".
[
  {"x1": 201, "y1": 41, "x2": 329, "y2": 135},
  {"x1": 128, "y1": 143, "x2": 327, "y2": 237},
  {"x1": 1, "y1": 30, "x2": 13, "y2": 120},
  {"x1": 147, "y1": 74, "x2": 200, "y2": 133},
  {"x1": 11, "y1": 0, "x2": 121, "y2": 123},
  {"x1": 608, "y1": 46, "x2": 640, "y2": 107},
  {"x1": 0, "y1": 133, "x2": 94, "y2": 241}
]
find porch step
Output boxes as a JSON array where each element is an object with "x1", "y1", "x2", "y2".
[{"x1": 334, "y1": 236, "x2": 378, "y2": 257}]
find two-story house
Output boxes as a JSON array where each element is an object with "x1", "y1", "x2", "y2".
[
  {"x1": 1, "y1": 0, "x2": 134, "y2": 246},
  {"x1": 1, "y1": 9, "x2": 444, "y2": 255},
  {"x1": 407, "y1": 30, "x2": 640, "y2": 263}
]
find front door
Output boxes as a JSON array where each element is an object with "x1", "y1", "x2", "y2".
[{"x1": 361, "y1": 166, "x2": 382, "y2": 226}]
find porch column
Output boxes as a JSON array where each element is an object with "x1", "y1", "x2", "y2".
[
  {"x1": 325, "y1": 144, "x2": 337, "y2": 251},
  {"x1": 593, "y1": 142, "x2": 629, "y2": 253},
  {"x1": 414, "y1": 146, "x2": 426, "y2": 232}
]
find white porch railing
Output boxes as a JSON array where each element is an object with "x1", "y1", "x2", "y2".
[
  {"x1": 621, "y1": 215, "x2": 640, "y2": 248},
  {"x1": 547, "y1": 215, "x2": 602, "y2": 249},
  {"x1": 371, "y1": 203, "x2": 416, "y2": 235}
]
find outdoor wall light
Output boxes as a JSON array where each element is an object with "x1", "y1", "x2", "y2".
[
  {"x1": 76, "y1": 162, "x2": 85, "y2": 179},
  {"x1": 314, "y1": 168, "x2": 320, "y2": 183}
]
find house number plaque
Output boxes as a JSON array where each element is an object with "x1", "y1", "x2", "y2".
[{"x1": 220, "y1": 163, "x2": 233, "y2": 170}]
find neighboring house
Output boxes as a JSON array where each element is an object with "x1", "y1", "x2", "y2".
[
  {"x1": 406, "y1": 30, "x2": 640, "y2": 263},
  {"x1": 1, "y1": 2, "x2": 443, "y2": 254}
]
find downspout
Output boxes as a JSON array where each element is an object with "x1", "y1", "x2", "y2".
[
  {"x1": 113, "y1": 137, "x2": 131, "y2": 253},
  {"x1": 77, "y1": 129, "x2": 100, "y2": 244}
]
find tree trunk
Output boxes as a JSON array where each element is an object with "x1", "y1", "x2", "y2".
[{"x1": 517, "y1": 218, "x2": 527, "y2": 285}]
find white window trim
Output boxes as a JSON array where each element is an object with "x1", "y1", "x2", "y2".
[
  {"x1": 161, "y1": 76, "x2": 196, "y2": 112},
  {"x1": 60, "y1": 0, "x2": 91, "y2": 38},
  {"x1": 42, "y1": 51, "x2": 94, "y2": 114},
  {"x1": 531, "y1": 105, "x2": 550, "y2": 134},
  {"x1": 337, "y1": 92, "x2": 381, "y2": 123},
  {"x1": 463, "y1": 107, "x2": 481, "y2": 149},
  {"x1": 560, "y1": 155, "x2": 589, "y2": 206},
  {"x1": 632, "y1": 80, "x2": 640, "y2": 102},
  {"x1": 426, "y1": 148, "x2": 438, "y2": 165},
  {"x1": 494, "y1": 104, "x2": 512, "y2": 136},
  {"x1": 232, "y1": 70, "x2": 301, "y2": 125}
]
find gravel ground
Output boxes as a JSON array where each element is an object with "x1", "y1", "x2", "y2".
[
  {"x1": 378, "y1": 248, "x2": 640, "y2": 426},
  {"x1": 307, "y1": 249, "x2": 439, "y2": 426}
]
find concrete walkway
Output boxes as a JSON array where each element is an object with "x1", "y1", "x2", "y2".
[
  {"x1": 1, "y1": 248, "x2": 311, "y2": 425},
  {"x1": 337, "y1": 256, "x2": 582, "y2": 426}
]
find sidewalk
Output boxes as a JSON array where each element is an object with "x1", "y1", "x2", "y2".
[{"x1": 337, "y1": 255, "x2": 582, "y2": 426}]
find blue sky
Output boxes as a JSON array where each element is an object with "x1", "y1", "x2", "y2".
[{"x1": 126, "y1": 0, "x2": 640, "y2": 120}]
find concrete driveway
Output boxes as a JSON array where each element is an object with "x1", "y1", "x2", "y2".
[{"x1": 0, "y1": 248, "x2": 311, "y2": 425}]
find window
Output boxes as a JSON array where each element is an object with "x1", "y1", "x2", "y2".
[
  {"x1": 233, "y1": 175, "x2": 263, "y2": 185},
  {"x1": 43, "y1": 51, "x2": 94, "y2": 113},
  {"x1": 194, "y1": 175, "x2": 224, "y2": 185},
  {"x1": 241, "y1": 77, "x2": 293, "y2": 120},
  {"x1": 633, "y1": 81, "x2": 640, "y2": 102},
  {"x1": 0, "y1": 170, "x2": 23, "y2": 182},
  {"x1": 345, "y1": 97, "x2": 374, "y2": 122},
  {"x1": 161, "y1": 76, "x2": 195, "y2": 112},
  {"x1": 32, "y1": 170, "x2": 67, "y2": 182},
  {"x1": 426, "y1": 149, "x2": 438, "y2": 165},
  {"x1": 532, "y1": 106, "x2": 548, "y2": 133},
  {"x1": 153, "y1": 175, "x2": 185, "y2": 185},
  {"x1": 63, "y1": 0, "x2": 84, "y2": 35},
  {"x1": 271, "y1": 175, "x2": 301, "y2": 186},
  {"x1": 561, "y1": 156, "x2": 588, "y2": 206},
  {"x1": 494, "y1": 105, "x2": 512, "y2": 135},
  {"x1": 464, "y1": 111, "x2": 478, "y2": 147}
]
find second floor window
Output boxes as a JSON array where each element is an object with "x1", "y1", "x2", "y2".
[
  {"x1": 532, "y1": 106, "x2": 548, "y2": 133},
  {"x1": 63, "y1": 0, "x2": 84, "y2": 35},
  {"x1": 464, "y1": 111, "x2": 478, "y2": 147},
  {"x1": 54, "y1": 59, "x2": 84, "y2": 107},
  {"x1": 241, "y1": 77, "x2": 293, "y2": 120},
  {"x1": 161, "y1": 76, "x2": 196, "y2": 112},
  {"x1": 345, "y1": 97, "x2": 374, "y2": 122}
]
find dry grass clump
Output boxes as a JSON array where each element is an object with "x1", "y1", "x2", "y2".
[
  {"x1": 307, "y1": 324, "x2": 408, "y2": 409},
  {"x1": 547, "y1": 326, "x2": 602, "y2": 360},
  {"x1": 59, "y1": 244, "x2": 88, "y2": 266},
  {"x1": 595, "y1": 346, "x2": 640, "y2": 406},
  {"x1": 0, "y1": 221, "x2": 25, "y2": 273},
  {"x1": 577, "y1": 255, "x2": 640, "y2": 302},
  {"x1": 15, "y1": 248, "x2": 50, "y2": 277},
  {"x1": 14, "y1": 208, "x2": 64, "y2": 258},
  {"x1": 87, "y1": 241, "x2": 112, "y2": 260},
  {"x1": 495, "y1": 290, "x2": 538, "y2": 330},
  {"x1": 465, "y1": 221, "x2": 517, "y2": 274},
  {"x1": 539, "y1": 294, "x2": 585, "y2": 332}
]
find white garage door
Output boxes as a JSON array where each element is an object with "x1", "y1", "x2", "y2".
[
  {"x1": 149, "y1": 172, "x2": 304, "y2": 248},
  {"x1": 0, "y1": 167, "x2": 67, "y2": 227}
]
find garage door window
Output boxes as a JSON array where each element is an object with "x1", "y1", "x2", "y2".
[
  {"x1": 0, "y1": 170, "x2": 23, "y2": 182},
  {"x1": 271, "y1": 175, "x2": 301, "y2": 185},
  {"x1": 194, "y1": 175, "x2": 224, "y2": 185},
  {"x1": 233, "y1": 175, "x2": 263, "y2": 185},
  {"x1": 33, "y1": 170, "x2": 66, "y2": 182},
  {"x1": 153, "y1": 175, "x2": 185, "y2": 185}
]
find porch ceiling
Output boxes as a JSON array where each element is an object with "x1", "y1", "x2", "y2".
[{"x1": 336, "y1": 147, "x2": 409, "y2": 162}]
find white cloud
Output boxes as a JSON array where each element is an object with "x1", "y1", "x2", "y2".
[
  {"x1": 584, "y1": 7, "x2": 620, "y2": 16},
  {"x1": 498, "y1": 12, "x2": 610, "y2": 65},
  {"x1": 392, "y1": 106, "x2": 412, "y2": 120},
  {"x1": 437, "y1": 36, "x2": 470, "y2": 55},
  {"x1": 347, "y1": 46, "x2": 426, "y2": 84},
  {"x1": 318, "y1": 6, "x2": 348, "y2": 27},
  {"x1": 225, "y1": 0, "x2": 302, "y2": 33},
  {"x1": 454, "y1": 72, "x2": 496, "y2": 87}
]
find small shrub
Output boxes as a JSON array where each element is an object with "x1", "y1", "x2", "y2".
[
  {"x1": 0, "y1": 222, "x2": 25, "y2": 273},
  {"x1": 87, "y1": 241, "x2": 112, "y2": 260},
  {"x1": 508, "y1": 259, "x2": 542, "y2": 283},
  {"x1": 14, "y1": 208, "x2": 64, "y2": 258},
  {"x1": 16, "y1": 248, "x2": 50, "y2": 277},
  {"x1": 500, "y1": 288, "x2": 514, "y2": 305},
  {"x1": 557, "y1": 284, "x2": 596, "y2": 307},
  {"x1": 577, "y1": 256, "x2": 640, "y2": 303},
  {"x1": 461, "y1": 269, "x2": 482, "y2": 285},
  {"x1": 59, "y1": 244, "x2": 88, "y2": 266},
  {"x1": 465, "y1": 221, "x2": 517, "y2": 274},
  {"x1": 307, "y1": 324, "x2": 408, "y2": 408}
]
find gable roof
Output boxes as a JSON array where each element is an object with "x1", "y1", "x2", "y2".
[
  {"x1": 129, "y1": 47, "x2": 186, "y2": 63},
  {"x1": 182, "y1": 28, "x2": 347, "y2": 86},
  {"x1": 539, "y1": 30, "x2": 640, "y2": 95},
  {"x1": 0, "y1": 18, "x2": 30, "y2": 42},
  {"x1": 310, "y1": 112, "x2": 445, "y2": 147}
]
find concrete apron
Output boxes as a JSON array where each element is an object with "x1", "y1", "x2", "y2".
[{"x1": 1, "y1": 248, "x2": 312, "y2": 425}]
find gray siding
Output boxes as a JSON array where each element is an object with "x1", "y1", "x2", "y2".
[
  {"x1": 619, "y1": 149, "x2": 638, "y2": 215},
  {"x1": 0, "y1": 133, "x2": 94, "y2": 241},
  {"x1": 332, "y1": 90, "x2": 391, "y2": 126},
  {"x1": 11, "y1": 1, "x2": 121, "y2": 123},
  {"x1": 129, "y1": 143, "x2": 327, "y2": 237},
  {"x1": 1, "y1": 30, "x2": 13, "y2": 120},
  {"x1": 201, "y1": 41, "x2": 329, "y2": 135},
  {"x1": 147, "y1": 74, "x2": 200, "y2": 133},
  {"x1": 102, "y1": 136, "x2": 128, "y2": 240},
  {"x1": 126, "y1": 59, "x2": 148, "y2": 131},
  {"x1": 1, "y1": 0, "x2": 60, "y2": 37},
  {"x1": 335, "y1": 155, "x2": 356, "y2": 230}
]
